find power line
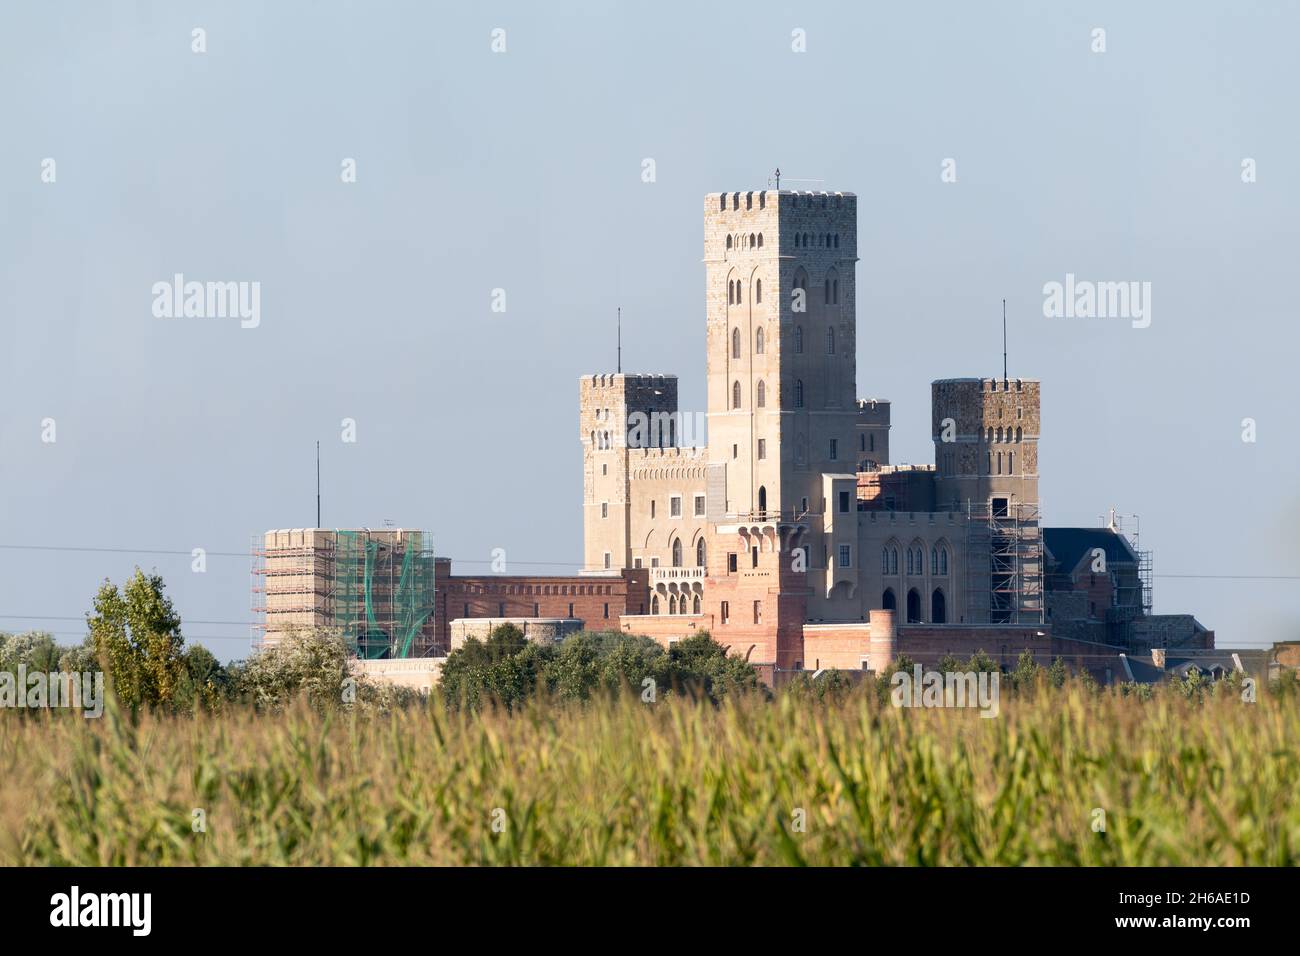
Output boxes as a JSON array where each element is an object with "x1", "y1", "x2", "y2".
[{"x1": 1, "y1": 542, "x2": 1297, "y2": 580}]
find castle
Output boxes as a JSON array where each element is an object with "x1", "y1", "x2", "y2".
[
  {"x1": 575, "y1": 189, "x2": 1210, "y2": 679},
  {"x1": 259, "y1": 187, "x2": 1220, "y2": 688}
]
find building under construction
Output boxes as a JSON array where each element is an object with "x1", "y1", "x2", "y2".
[{"x1": 252, "y1": 528, "x2": 439, "y2": 658}]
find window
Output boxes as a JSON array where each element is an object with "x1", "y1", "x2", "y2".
[
  {"x1": 694, "y1": 494, "x2": 706, "y2": 516},
  {"x1": 757, "y1": 380, "x2": 766, "y2": 407},
  {"x1": 732, "y1": 381, "x2": 741, "y2": 408},
  {"x1": 795, "y1": 326, "x2": 803, "y2": 353},
  {"x1": 652, "y1": 596, "x2": 660, "y2": 614},
  {"x1": 498, "y1": 602, "x2": 506, "y2": 616},
  {"x1": 696, "y1": 537, "x2": 706, "y2": 567},
  {"x1": 827, "y1": 326, "x2": 835, "y2": 354},
  {"x1": 721, "y1": 601, "x2": 730, "y2": 624},
  {"x1": 907, "y1": 549, "x2": 914, "y2": 575},
  {"x1": 870, "y1": 434, "x2": 875, "y2": 452},
  {"x1": 633, "y1": 557, "x2": 642, "y2": 568},
  {"x1": 891, "y1": 548, "x2": 899, "y2": 575},
  {"x1": 693, "y1": 594, "x2": 701, "y2": 614},
  {"x1": 753, "y1": 600, "x2": 762, "y2": 625},
  {"x1": 824, "y1": 279, "x2": 831, "y2": 305},
  {"x1": 838, "y1": 544, "x2": 852, "y2": 568},
  {"x1": 727, "y1": 552, "x2": 738, "y2": 573},
  {"x1": 829, "y1": 439, "x2": 838, "y2": 461},
  {"x1": 732, "y1": 443, "x2": 738, "y2": 459},
  {"x1": 672, "y1": 538, "x2": 682, "y2": 567},
  {"x1": 463, "y1": 603, "x2": 469, "y2": 617},
  {"x1": 801, "y1": 496, "x2": 809, "y2": 514},
  {"x1": 757, "y1": 438, "x2": 766, "y2": 460},
  {"x1": 670, "y1": 495, "x2": 682, "y2": 517},
  {"x1": 533, "y1": 602, "x2": 539, "y2": 616},
  {"x1": 1008, "y1": 451, "x2": 1014, "y2": 474},
  {"x1": 860, "y1": 434, "x2": 865, "y2": 452},
  {"x1": 602, "y1": 463, "x2": 607, "y2": 475},
  {"x1": 601, "y1": 501, "x2": 608, "y2": 518},
  {"x1": 604, "y1": 603, "x2": 610, "y2": 619},
  {"x1": 650, "y1": 557, "x2": 660, "y2": 567},
  {"x1": 603, "y1": 552, "x2": 611, "y2": 570},
  {"x1": 940, "y1": 547, "x2": 948, "y2": 575},
  {"x1": 751, "y1": 546, "x2": 759, "y2": 568},
  {"x1": 568, "y1": 602, "x2": 575, "y2": 616},
  {"x1": 755, "y1": 280, "x2": 762, "y2": 304},
  {"x1": 650, "y1": 500, "x2": 656, "y2": 518},
  {"x1": 838, "y1": 490, "x2": 850, "y2": 513},
  {"x1": 732, "y1": 327, "x2": 740, "y2": 358},
  {"x1": 755, "y1": 327, "x2": 764, "y2": 353},
  {"x1": 794, "y1": 380, "x2": 804, "y2": 407}
]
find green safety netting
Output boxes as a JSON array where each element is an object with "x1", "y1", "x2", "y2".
[{"x1": 333, "y1": 530, "x2": 435, "y2": 659}]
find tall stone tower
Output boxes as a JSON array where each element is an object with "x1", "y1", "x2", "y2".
[
  {"x1": 931, "y1": 377, "x2": 1043, "y2": 623},
  {"x1": 703, "y1": 190, "x2": 858, "y2": 520},
  {"x1": 930, "y1": 378, "x2": 1041, "y2": 512},
  {"x1": 580, "y1": 373, "x2": 679, "y2": 571}
]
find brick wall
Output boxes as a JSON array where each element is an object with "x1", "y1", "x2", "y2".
[{"x1": 436, "y1": 562, "x2": 649, "y2": 653}]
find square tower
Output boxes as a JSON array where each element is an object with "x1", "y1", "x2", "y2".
[
  {"x1": 580, "y1": 373, "x2": 680, "y2": 571},
  {"x1": 703, "y1": 190, "x2": 858, "y2": 521}
]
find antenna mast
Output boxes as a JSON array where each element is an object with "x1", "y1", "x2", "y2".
[
  {"x1": 617, "y1": 306, "x2": 622, "y2": 374},
  {"x1": 1002, "y1": 298, "x2": 1008, "y2": 383},
  {"x1": 316, "y1": 441, "x2": 321, "y2": 528}
]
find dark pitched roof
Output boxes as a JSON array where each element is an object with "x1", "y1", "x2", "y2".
[{"x1": 1043, "y1": 528, "x2": 1138, "y2": 575}]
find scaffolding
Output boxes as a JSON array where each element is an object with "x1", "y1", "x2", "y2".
[
  {"x1": 252, "y1": 529, "x2": 438, "y2": 658},
  {"x1": 963, "y1": 501, "x2": 1044, "y2": 625}
]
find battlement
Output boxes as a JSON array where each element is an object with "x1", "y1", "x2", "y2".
[{"x1": 582, "y1": 373, "x2": 677, "y2": 390}]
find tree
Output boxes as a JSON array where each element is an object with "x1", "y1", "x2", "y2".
[
  {"x1": 0, "y1": 631, "x2": 63, "y2": 673},
  {"x1": 237, "y1": 628, "x2": 352, "y2": 710},
  {"x1": 1046, "y1": 657, "x2": 1068, "y2": 689},
  {"x1": 87, "y1": 569, "x2": 185, "y2": 710},
  {"x1": 1010, "y1": 649, "x2": 1042, "y2": 692}
]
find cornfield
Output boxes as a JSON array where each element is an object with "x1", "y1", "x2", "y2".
[{"x1": 1, "y1": 684, "x2": 1296, "y2": 865}]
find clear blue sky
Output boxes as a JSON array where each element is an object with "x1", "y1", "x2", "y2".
[{"x1": 2, "y1": 1, "x2": 1297, "y2": 660}]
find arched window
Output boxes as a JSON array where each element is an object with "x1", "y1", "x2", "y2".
[
  {"x1": 996, "y1": 427, "x2": 1003, "y2": 442},
  {"x1": 668, "y1": 595, "x2": 676, "y2": 614},
  {"x1": 907, "y1": 549, "x2": 914, "y2": 575},
  {"x1": 696, "y1": 538, "x2": 706, "y2": 567},
  {"x1": 827, "y1": 326, "x2": 836, "y2": 355},
  {"x1": 931, "y1": 547, "x2": 938, "y2": 572},
  {"x1": 726, "y1": 235, "x2": 732, "y2": 250},
  {"x1": 997, "y1": 452, "x2": 1003, "y2": 475},
  {"x1": 882, "y1": 588, "x2": 897, "y2": 611},
  {"x1": 987, "y1": 451, "x2": 992, "y2": 474},
  {"x1": 931, "y1": 589, "x2": 947, "y2": 624},
  {"x1": 794, "y1": 380, "x2": 804, "y2": 408},
  {"x1": 749, "y1": 233, "x2": 756, "y2": 248},
  {"x1": 832, "y1": 279, "x2": 838, "y2": 304},
  {"x1": 940, "y1": 547, "x2": 948, "y2": 575},
  {"x1": 672, "y1": 538, "x2": 682, "y2": 567},
  {"x1": 795, "y1": 325, "x2": 803, "y2": 353},
  {"x1": 986, "y1": 427, "x2": 993, "y2": 442},
  {"x1": 756, "y1": 380, "x2": 766, "y2": 407},
  {"x1": 732, "y1": 381, "x2": 742, "y2": 409},
  {"x1": 692, "y1": 593, "x2": 701, "y2": 614},
  {"x1": 834, "y1": 234, "x2": 840, "y2": 248},
  {"x1": 906, "y1": 588, "x2": 922, "y2": 624},
  {"x1": 732, "y1": 327, "x2": 741, "y2": 359},
  {"x1": 757, "y1": 233, "x2": 763, "y2": 247},
  {"x1": 1009, "y1": 451, "x2": 1014, "y2": 474},
  {"x1": 1015, "y1": 426, "x2": 1022, "y2": 441},
  {"x1": 891, "y1": 548, "x2": 899, "y2": 575},
  {"x1": 652, "y1": 595, "x2": 660, "y2": 614},
  {"x1": 756, "y1": 326, "x2": 764, "y2": 353},
  {"x1": 881, "y1": 547, "x2": 889, "y2": 571},
  {"x1": 727, "y1": 280, "x2": 733, "y2": 304}
]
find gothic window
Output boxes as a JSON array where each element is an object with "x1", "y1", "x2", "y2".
[
  {"x1": 757, "y1": 233, "x2": 763, "y2": 247},
  {"x1": 757, "y1": 380, "x2": 766, "y2": 407},
  {"x1": 794, "y1": 380, "x2": 804, "y2": 408},
  {"x1": 795, "y1": 325, "x2": 803, "y2": 353},
  {"x1": 732, "y1": 381, "x2": 741, "y2": 409},
  {"x1": 672, "y1": 538, "x2": 682, "y2": 567},
  {"x1": 749, "y1": 233, "x2": 756, "y2": 248},
  {"x1": 824, "y1": 279, "x2": 831, "y2": 305},
  {"x1": 827, "y1": 326, "x2": 835, "y2": 355},
  {"x1": 726, "y1": 235, "x2": 732, "y2": 250},
  {"x1": 756, "y1": 326, "x2": 764, "y2": 353},
  {"x1": 832, "y1": 279, "x2": 838, "y2": 304},
  {"x1": 755, "y1": 279, "x2": 762, "y2": 304},
  {"x1": 732, "y1": 327, "x2": 741, "y2": 359},
  {"x1": 693, "y1": 593, "x2": 701, "y2": 614},
  {"x1": 696, "y1": 538, "x2": 706, "y2": 567}
]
